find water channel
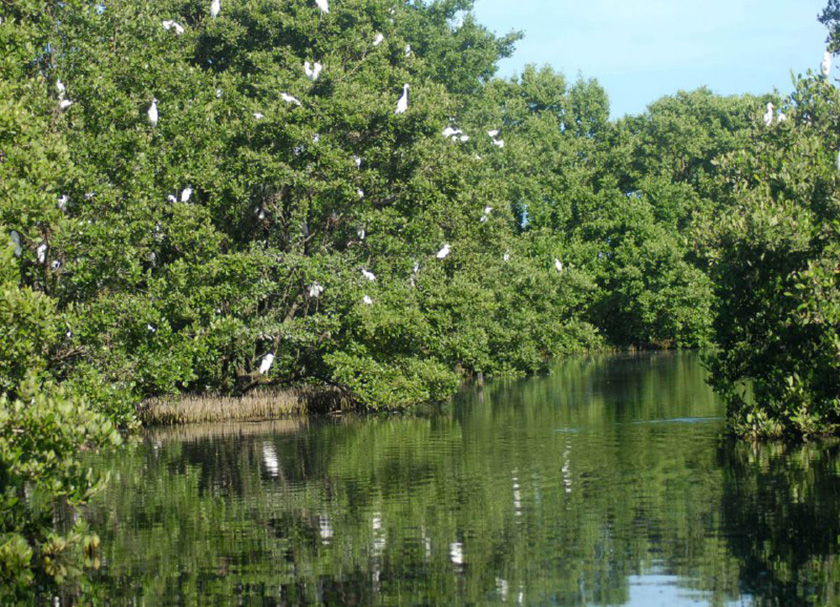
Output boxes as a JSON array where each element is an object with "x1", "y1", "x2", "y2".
[{"x1": 79, "y1": 352, "x2": 840, "y2": 606}]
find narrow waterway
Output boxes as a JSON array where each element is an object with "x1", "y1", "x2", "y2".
[{"x1": 79, "y1": 352, "x2": 840, "y2": 606}]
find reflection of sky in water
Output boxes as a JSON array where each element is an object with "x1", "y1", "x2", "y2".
[{"x1": 625, "y1": 571, "x2": 752, "y2": 607}]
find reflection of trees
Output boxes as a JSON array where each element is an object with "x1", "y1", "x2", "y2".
[
  {"x1": 719, "y1": 441, "x2": 840, "y2": 607},
  {"x1": 80, "y1": 354, "x2": 767, "y2": 606}
]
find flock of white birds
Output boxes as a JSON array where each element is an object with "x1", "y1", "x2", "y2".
[{"x1": 33, "y1": 3, "x2": 840, "y2": 379}]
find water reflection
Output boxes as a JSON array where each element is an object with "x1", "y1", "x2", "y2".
[{"x1": 63, "y1": 353, "x2": 840, "y2": 606}]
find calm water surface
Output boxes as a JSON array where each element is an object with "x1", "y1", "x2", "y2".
[{"x1": 81, "y1": 352, "x2": 840, "y2": 606}]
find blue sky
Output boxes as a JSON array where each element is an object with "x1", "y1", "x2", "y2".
[{"x1": 472, "y1": 0, "x2": 830, "y2": 118}]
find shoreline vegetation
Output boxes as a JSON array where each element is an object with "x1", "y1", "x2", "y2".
[
  {"x1": 3, "y1": 0, "x2": 840, "y2": 599},
  {"x1": 138, "y1": 385, "x2": 351, "y2": 425}
]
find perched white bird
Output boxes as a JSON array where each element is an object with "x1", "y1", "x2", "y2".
[
  {"x1": 59, "y1": 99, "x2": 73, "y2": 111},
  {"x1": 304, "y1": 61, "x2": 323, "y2": 82},
  {"x1": 259, "y1": 352, "x2": 274, "y2": 374},
  {"x1": 354, "y1": 156, "x2": 362, "y2": 168},
  {"x1": 395, "y1": 83, "x2": 409, "y2": 114},
  {"x1": 36, "y1": 243, "x2": 47, "y2": 264},
  {"x1": 315, "y1": 0, "x2": 329, "y2": 13},
  {"x1": 356, "y1": 188, "x2": 365, "y2": 199},
  {"x1": 442, "y1": 126, "x2": 461, "y2": 138},
  {"x1": 554, "y1": 258, "x2": 563, "y2": 273},
  {"x1": 777, "y1": 110, "x2": 787, "y2": 123},
  {"x1": 822, "y1": 50, "x2": 832, "y2": 80},
  {"x1": 57, "y1": 195, "x2": 68, "y2": 211},
  {"x1": 362, "y1": 295, "x2": 373, "y2": 305},
  {"x1": 147, "y1": 324, "x2": 156, "y2": 333},
  {"x1": 763, "y1": 102, "x2": 774, "y2": 127},
  {"x1": 281, "y1": 92, "x2": 301, "y2": 106},
  {"x1": 308, "y1": 282, "x2": 324, "y2": 298},
  {"x1": 148, "y1": 98, "x2": 159, "y2": 126},
  {"x1": 253, "y1": 111, "x2": 264, "y2": 120},
  {"x1": 167, "y1": 194, "x2": 177, "y2": 203},
  {"x1": 436, "y1": 243, "x2": 451, "y2": 259},
  {"x1": 210, "y1": 0, "x2": 221, "y2": 18},
  {"x1": 9, "y1": 231, "x2": 21, "y2": 257},
  {"x1": 459, "y1": 134, "x2": 469, "y2": 142},
  {"x1": 480, "y1": 205, "x2": 492, "y2": 222},
  {"x1": 162, "y1": 20, "x2": 185, "y2": 35},
  {"x1": 492, "y1": 138, "x2": 504, "y2": 148},
  {"x1": 181, "y1": 187, "x2": 192, "y2": 202},
  {"x1": 357, "y1": 227, "x2": 366, "y2": 240},
  {"x1": 373, "y1": 32, "x2": 385, "y2": 46},
  {"x1": 503, "y1": 250, "x2": 510, "y2": 263},
  {"x1": 404, "y1": 44, "x2": 412, "y2": 57},
  {"x1": 55, "y1": 79, "x2": 66, "y2": 97},
  {"x1": 215, "y1": 88, "x2": 223, "y2": 98},
  {"x1": 487, "y1": 129, "x2": 499, "y2": 137},
  {"x1": 362, "y1": 269, "x2": 376, "y2": 281}
]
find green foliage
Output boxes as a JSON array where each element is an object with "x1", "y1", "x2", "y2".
[
  {"x1": 705, "y1": 74, "x2": 840, "y2": 439},
  {"x1": 0, "y1": 244, "x2": 120, "y2": 600}
]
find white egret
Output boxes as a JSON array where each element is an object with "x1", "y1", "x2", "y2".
[
  {"x1": 281, "y1": 92, "x2": 301, "y2": 106},
  {"x1": 356, "y1": 188, "x2": 364, "y2": 199},
  {"x1": 442, "y1": 126, "x2": 460, "y2": 138},
  {"x1": 480, "y1": 206, "x2": 492, "y2": 222},
  {"x1": 9, "y1": 231, "x2": 21, "y2": 257},
  {"x1": 56, "y1": 79, "x2": 66, "y2": 97},
  {"x1": 503, "y1": 250, "x2": 510, "y2": 263},
  {"x1": 162, "y1": 20, "x2": 185, "y2": 35},
  {"x1": 362, "y1": 295, "x2": 373, "y2": 305},
  {"x1": 763, "y1": 102, "x2": 774, "y2": 127},
  {"x1": 315, "y1": 0, "x2": 329, "y2": 13},
  {"x1": 211, "y1": 0, "x2": 220, "y2": 18},
  {"x1": 822, "y1": 50, "x2": 831, "y2": 80},
  {"x1": 362, "y1": 269, "x2": 376, "y2": 281},
  {"x1": 554, "y1": 258, "x2": 563, "y2": 273},
  {"x1": 215, "y1": 88, "x2": 223, "y2": 98},
  {"x1": 492, "y1": 138, "x2": 504, "y2": 148},
  {"x1": 777, "y1": 110, "x2": 787, "y2": 123},
  {"x1": 259, "y1": 352, "x2": 274, "y2": 374},
  {"x1": 148, "y1": 98, "x2": 159, "y2": 126},
  {"x1": 167, "y1": 194, "x2": 177, "y2": 203},
  {"x1": 57, "y1": 195, "x2": 68, "y2": 211},
  {"x1": 404, "y1": 44, "x2": 412, "y2": 57},
  {"x1": 357, "y1": 227, "x2": 366, "y2": 240},
  {"x1": 487, "y1": 129, "x2": 499, "y2": 137},
  {"x1": 36, "y1": 243, "x2": 47, "y2": 264},
  {"x1": 253, "y1": 111, "x2": 264, "y2": 120},
  {"x1": 308, "y1": 282, "x2": 324, "y2": 298},
  {"x1": 373, "y1": 32, "x2": 384, "y2": 46},
  {"x1": 59, "y1": 99, "x2": 73, "y2": 111},
  {"x1": 181, "y1": 187, "x2": 192, "y2": 202},
  {"x1": 354, "y1": 156, "x2": 362, "y2": 168},
  {"x1": 459, "y1": 134, "x2": 469, "y2": 142},
  {"x1": 304, "y1": 61, "x2": 322, "y2": 82},
  {"x1": 395, "y1": 83, "x2": 409, "y2": 114},
  {"x1": 436, "y1": 243, "x2": 451, "y2": 259}
]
